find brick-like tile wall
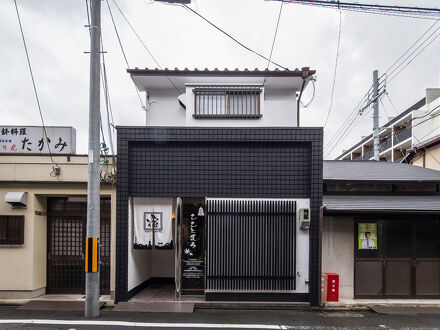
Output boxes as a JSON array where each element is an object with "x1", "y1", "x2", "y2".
[{"x1": 116, "y1": 127, "x2": 323, "y2": 304}]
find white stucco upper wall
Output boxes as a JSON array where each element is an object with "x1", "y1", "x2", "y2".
[{"x1": 129, "y1": 68, "x2": 315, "y2": 127}]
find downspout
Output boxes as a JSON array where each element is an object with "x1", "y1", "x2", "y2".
[
  {"x1": 318, "y1": 204, "x2": 326, "y2": 306},
  {"x1": 296, "y1": 67, "x2": 311, "y2": 127}
]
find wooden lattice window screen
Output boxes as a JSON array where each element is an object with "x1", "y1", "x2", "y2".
[{"x1": 0, "y1": 215, "x2": 24, "y2": 245}]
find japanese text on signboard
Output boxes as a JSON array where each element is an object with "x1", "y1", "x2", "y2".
[{"x1": 0, "y1": 126, "x2": 75, "y2": 154}]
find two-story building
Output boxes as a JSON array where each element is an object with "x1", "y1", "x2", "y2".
[{"x1": 115, "y1": 67, "x2": 324, "y2": 306}]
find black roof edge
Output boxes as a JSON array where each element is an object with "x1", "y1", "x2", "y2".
[
  {"x1": 127, "y1": 67, "x2": 316, "y2": 78},
  {"x1": 336, "y1": 97, "x2": 426, "y2": 160},
  {"x1": 115, "y1": 125, "x2": 323, "y2": 130}
]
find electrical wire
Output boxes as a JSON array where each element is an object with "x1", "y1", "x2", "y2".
[
  {"x1": 268, "y1": 0, "x2": 440, "y2": 19},
  {"x1": 86, "y1": 0, "x2": 117, "y2": 183},
  {"x1": 379, "y1": 97, "x2": 390, "y2": 121},
  {"x1": 266, "y1": 1, "x2": 284, "y2": 70},
  {"x1": 14, "y1": 0, "x2": 59, "y2": 177},
  {"x1": 181, "y1": 4, "x2": 288, "y2": 70},
  {"x1": 376, "y1": 19, "x2": 440, "y2": 90},
  {"x1": 385, "y1": 91, "x2": 399, "y2": 115},
  {"x1": 387, "y1": 30, "x2": 440, "y2": 84},
  {"x1": 111, "y1": 0, "x2": 182, "y2": 94},
  {"x1": 325, "y1": 16, "x2": 440, "y2": 156},
  {"x1": 323, "y1": 7, "x2": 342, "y2": 128},
  {"x1": 379, "y1": 19, "x2": 440, "y2": 82},
  {"x1": 324, "y1": 86, "x2": 372, "y2": 152},
  {"x1": 106, "y1": 0, "x2": 146, "y2": 109},
  {"x1": 301, "y1": 78, "x2": 315, "y2": 108}
]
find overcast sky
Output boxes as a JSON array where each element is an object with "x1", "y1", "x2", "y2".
[{"x1": 1, "y1": 0, "x2": 439, "y2": 158}]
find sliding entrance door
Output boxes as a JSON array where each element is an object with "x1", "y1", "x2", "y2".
[{"x1": 355, "y1": 219, "x2": 440, "y2": 299}]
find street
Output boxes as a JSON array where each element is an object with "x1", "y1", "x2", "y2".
[{"x1": 0, "y1": 306, "x2": 440, "y2": 329}]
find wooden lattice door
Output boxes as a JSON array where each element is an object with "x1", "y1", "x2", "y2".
[{"x1": 47, "y1": 198, "x2": 110, "y2": 294}]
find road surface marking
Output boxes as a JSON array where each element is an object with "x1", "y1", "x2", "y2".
[{"x1": 0, "y1": 319, "x2": 286, "y2": 329}]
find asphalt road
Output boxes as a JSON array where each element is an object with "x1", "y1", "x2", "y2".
[{"x1": 0, "y1": 306, "x2": 439, "y2": 329}]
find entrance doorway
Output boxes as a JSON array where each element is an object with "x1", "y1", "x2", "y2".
[
  {"x1": 355, "y1": 219, "x2": 440, "y2": 298},
  {"x1": 46, "y1": 197, "x2": 111, "y2": 294}
]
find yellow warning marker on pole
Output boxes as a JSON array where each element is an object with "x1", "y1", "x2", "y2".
[{"x1": 85, "y1": 237, "x2": 99, "y2": 273}]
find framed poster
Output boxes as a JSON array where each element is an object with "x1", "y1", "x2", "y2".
[{"x1": 358, "y1": 223, "x2": 377, "y2": 250}]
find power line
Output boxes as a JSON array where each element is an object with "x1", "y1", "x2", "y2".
[
  {"x1": 181, "y1": 4, "x2": 288, "y2": 70},
  {"x1": 86, "y1": 0, "x2": 115, "y2": 155},
  {"x1": 323, "y1": 7, "x2": 342, "y2": 128},
  {"x1": 106, "y1": 0, "x2": 147, "y2": 109},
  {"x1": 324, "y1": 86, "x2": 372, "y2": 151},
  {"x1": 385, "y1": 91, "x2": 399, "y2": 115},
  {"x1": 380, "y1": 19, "x2": 440, "y2": 81},
  {"x1": 376, "y1": 19, "x2": 440, "y2": 90},
  {"x1": 13, "y1": 0, "x2": 58, "y2": 176},
  {"x1": 327, "y1": 17, "x2": 440, "y2": 156},
  {"x1": 268, "y1": 0, "x2": 440, "y2": 19},
  {"x1": 387, "y1": 30, "x2": 440, "y2": 84},
  {"x1": 111, "y1": 0, "x2": 182, "y2": 94},
  {"x1": 266, "y1": 1, "x2": 284, "y2": 70},
  {"x1": 301, "y1": 78, "x2": 316, "y2": 108}
]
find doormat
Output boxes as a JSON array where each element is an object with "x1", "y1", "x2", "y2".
[
  {"x1": 113, "y1": 302, "x2": 194, "y2": 313},
  {"x1": 370, "y1": 306, "x2": 440, "y2": 315},
  {"x1": 18, "y1": 301, "x2": 105, "y2": 311}
]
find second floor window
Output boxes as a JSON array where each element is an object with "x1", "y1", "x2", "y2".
[{"x1": 194, "y1": 86, "x2": 262, "y2": 118}]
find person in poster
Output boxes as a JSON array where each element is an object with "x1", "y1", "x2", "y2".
[
  {"x1": 361, "y1": 231, "x2": 375, "y2": 249},
  {"x1": 358, "y1": 223, "x2": 377, "y2": 250}
]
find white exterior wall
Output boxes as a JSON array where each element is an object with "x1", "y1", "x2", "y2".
[
  {"x1": 322, "y1": 216, "x2": 354, "y2": 300},
  {"x1": 127, "y1": 197, "x2": 175, "y2": 291},
  {"x1": 144, "y1": 86, "x2": 298, "y2": 127},
  {"x1": 295, "y1": 199, "x2": 311, "y2": 294},
  {"x1": 413, "y1": 95, "x2": 440, "y2": 145}
]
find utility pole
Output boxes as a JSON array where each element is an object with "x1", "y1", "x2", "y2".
[
  {"x1": 372, "y1": 70, "x2": 380, "y2": 161},
  {"x1": 85, "y1": 0, "x2": 101, "y2": 318}
]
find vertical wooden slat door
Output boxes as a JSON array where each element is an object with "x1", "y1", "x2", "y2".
[{"x1": 46, "y1": 198, "x2": 110, "y2": 295}]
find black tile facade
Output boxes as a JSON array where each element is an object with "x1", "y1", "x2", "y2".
[{"x1": 116, "y1": 127, "x2": 323, "y2": 305}]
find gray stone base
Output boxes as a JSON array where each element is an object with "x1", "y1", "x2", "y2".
[{"x1": 0, "y1": 287, "x2": 45, "y2": 299}]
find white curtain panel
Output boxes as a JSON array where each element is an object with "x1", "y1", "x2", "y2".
[{"x1": 132, "y1": 197, "x2": 173, "y2": 249}]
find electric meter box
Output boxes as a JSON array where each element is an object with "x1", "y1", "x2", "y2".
[{"x1": 299, "y1": 207, "x2": 311, "y2": 230}]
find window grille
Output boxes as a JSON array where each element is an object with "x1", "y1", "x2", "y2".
[
  {"x1": 0, "y1": 215, "x2": 24, "y2": 245},
  {"x1": 194, "y1": 86, "x2": 262, "y2": 118}
]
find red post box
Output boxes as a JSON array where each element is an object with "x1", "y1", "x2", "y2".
[{"x1": 326, "y1": 273, "x2": 339, "y2": 302}]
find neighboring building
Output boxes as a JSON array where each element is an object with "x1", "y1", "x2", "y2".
[
  {"x1": 0, "y1": 126, "x2": 116, "y2": 300},
  {"x1": 116, "y1": 68, "x2": 323, "y2": 305},
  {"x1": 322, "y1": 161, "x2": 440, "y2": 301},
  {"x1": 410, "y1": 135, "x2": 440, "y2": 170},
  {"x1": 335, "y1": 88, "x2": 440, "y2": 169}
]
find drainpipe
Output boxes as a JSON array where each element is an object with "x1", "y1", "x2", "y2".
[
  {"x1": 318, "y1": 204, "x2": 326, "y2": 306},
  {"x1": 296, "y1": 67, "x2": 311, "y2": 127}
]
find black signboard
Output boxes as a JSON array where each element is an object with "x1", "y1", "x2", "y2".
[{"x1": 181, "y1": 200, "x2": 205, "y2": 295}]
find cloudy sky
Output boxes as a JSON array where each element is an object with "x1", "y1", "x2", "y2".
[{"x1": 1, "y1": 0, "x2": 439, "y2": 158}]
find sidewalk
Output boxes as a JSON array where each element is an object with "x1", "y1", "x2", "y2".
[{"x1": 324, "y1": 298, "x2": 440, "y2": 310}]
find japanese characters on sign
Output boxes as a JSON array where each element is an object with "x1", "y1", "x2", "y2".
[
  {"x1": 181, "y1": 202, "x2": 205, "y2": 293},
  {"x1": 0, "y1": 126, "x2": 76, "y2": 154}
]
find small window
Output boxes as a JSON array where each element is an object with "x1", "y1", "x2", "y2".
[
  {"x1": 193, "y1": 86, "x2": 262, "y2": 118},
  {"x1": 0, "y1": 216, "x2": 24, "y2": 245}
]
